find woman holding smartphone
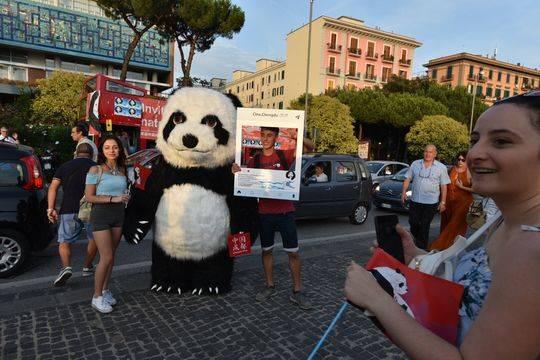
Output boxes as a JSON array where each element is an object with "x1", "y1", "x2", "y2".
[
  {"x1": 85, "y1": 135, "x2": 129, "y2": 313},
  {"x1": 345, "y1": 93, "x2": 540, "y2": 359}
]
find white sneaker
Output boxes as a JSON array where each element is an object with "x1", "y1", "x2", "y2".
[
  {"x1": 91, "y1": 296, "x2": 113, "y2": 313},
  {"x1": 102, "y1": 289, "x2": 117, "y2": 306}
]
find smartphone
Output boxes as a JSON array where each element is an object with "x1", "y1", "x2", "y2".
[{"x1": 374, "y1": 215, "x2": 405, "y2": 263}]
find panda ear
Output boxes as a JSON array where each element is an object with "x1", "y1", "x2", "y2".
[
  {"x1": 395, "y1": 268, "x2": 402, "y2": 274},
  {"x1": 225, "y1": 93, "x2": 243, "y2": 108}
]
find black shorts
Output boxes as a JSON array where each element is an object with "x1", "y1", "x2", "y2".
[
  {"x1": 259, "y1": 212, "x2": 299, "y2": 252},
  {"x1": 89, "y1": 203, "x2": 125, "y2": 232}
]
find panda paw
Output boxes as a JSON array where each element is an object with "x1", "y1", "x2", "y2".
[
  {"x1": 190, "y1": 286, "x2": 220, "y2": 296},
  {"x1": 124, "y1": 220, "x2": 151, "y2": 245},
  {"x1": 151, "y1": 283, "x2": 185, "y2": 296}
]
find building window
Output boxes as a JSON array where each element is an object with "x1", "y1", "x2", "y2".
[
  {"x1": 432, "y1": 69, "x2": 438, "y2": 79},
  {"x1": 237, "y1": 86, "x2": 239, "y2": 93},
  {"x1": 503, "y1": 89, "x2": 510, "y2": 98},
  {"x1": 468, "y1": 65, "x2": 474, "y2": 77},
  {"x1": 272, "y1": 88, "x2": 275, "y2": 97},
  {"x1": 476, "y1": 86, "x2": 483, "y2": 96},
  {"x1": 467, "y1": 84, "x2": 473, "y2": 93},
  {"x1": 494, "y1": 88, "x2": 501, "y2": 99},
  {"x1": 268, "y1": 75, "x2": 271, "y2": 83},
  {"x1": 278, "y1": 101, "x2": 283, "y2": 109},
  {"x1": 446, "y1": 66, "x2": 453, "y2": 79},
  {"x1": 330, "y1": 33, "x2": 337, "y2": 49},
  {"x1": 279, "y1": 86, "x2": 284, "y2": 95},
  {"x1": 261, "y1": 91, "x2": 264, "y2": 99},
  {"x1": 515, "y1": 75, "x2": 519, "y2": 85},
  {"x1": 382, "y1": 67, "x2": 392, "y2": 82},
  {"x1": 348, "y1": 61, "x2": 357, "y2": 76},
  {"x1": 400, "y1": 49, "x2": 407, "y2": 61},
  {"x1": 281, "y1": 70, "x2": 285, "y2": 79},
  {"x1": 365, "y1": 64, "x2": 375, "y2": 80},
  {"x1": 486, "y1": 87, "x2": 493, "y2": 97},
  {"x1": 328, "y1": 56, "x2": 336, "y2": 73},
  {"x1": 399, "y1": 70, "x2": 407, "y2": 78},
  {"x1": 262, "y1": 77, "x2": 264, "y2": 85},
  {"x1": 367, "y1": 41, "x2": 375, "y2": 57},
  {"x1": 350, "y1": 37, "x2": 359, "y2": 52},
  {"x1": 274, "y1": 73, "x2": 276, "y2": 81},
  {"x1": 506, "y1": 73, "x2": 510, "y2": 83},
  {"x1": 497, "y1": 72, "x2": 502, "y2": 82},
  {"x1": 327, "y1": 79, "x2": 335, "y2": 90},
  {"x1": 488, "y1": 69, "x2": 493, "y2": 80}
]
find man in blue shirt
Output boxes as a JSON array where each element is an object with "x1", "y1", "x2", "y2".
[{"x1": 401, "y1": 144, "x2": 450, "y2": 250}]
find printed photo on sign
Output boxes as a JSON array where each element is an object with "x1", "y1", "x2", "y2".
[{"x1": 234, "y1": 108, "x2": 304, "y2": 201}]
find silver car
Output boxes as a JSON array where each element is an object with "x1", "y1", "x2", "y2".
[{"x1": 366, "y1": 161, "x2": 409, "y2": 190}]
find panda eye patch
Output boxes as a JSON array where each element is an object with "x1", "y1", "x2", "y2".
[
  {"x1": 399, "y1": 283, "x2": 404, "y2": 287},
  {"x1": 171, "y1": 111, "x2": 187, "y2": 125},
  {"x1": 201, "y1": 115, "x2": 219, "y2": 128}
]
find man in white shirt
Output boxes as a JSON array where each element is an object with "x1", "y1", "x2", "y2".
[
  {"x1": 71, "y1": 122, "x2": 98, "y2": 162},
  {"x1": 313, "y1": 163, "x2": 328, "y2": 182},
  {"x1": 0, "y1": 126, "x2": 16, "y2": 143},
  {"x1": 401, "y1": 144, "x2": 450, "y2": 250}
]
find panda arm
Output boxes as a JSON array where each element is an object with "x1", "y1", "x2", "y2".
[{"x1": 122, "y1": 160, "x2": 165, "y2": 244}]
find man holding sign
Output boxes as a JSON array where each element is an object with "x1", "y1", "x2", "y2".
[{"x1": 232, "y1": 126, "x2": 314, "y2": 310}]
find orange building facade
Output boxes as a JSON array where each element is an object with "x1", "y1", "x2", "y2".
[
  {"x1": 226, "y1": 16, "x2": 422, "y2": 108},
  {"x1": 425, "y1": 53, "x2": 540, "y2": 103}
]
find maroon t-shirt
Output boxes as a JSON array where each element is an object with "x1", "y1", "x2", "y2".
[{"x1": 248, "y1": 150, "x2": 295, "y2": 214}]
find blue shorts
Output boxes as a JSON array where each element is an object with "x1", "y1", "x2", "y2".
[
  {"x1": 259, "y1": 212, "x2": 299, "y2": 252},
  {"x1": 57, "y1": 214, "x2": 94, "y2": 244}
]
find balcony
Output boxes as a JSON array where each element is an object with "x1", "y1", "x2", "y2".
[
  {"x1": 364, "y1": 73, "x2": 377, "y2": 82},
  {"x1": 346, "y1": 72, "x2": 361, "y2": 79},
  {"x1": 441, "y1": 75, "x2": 454, "y2": 82},
  {"x1": 399, "y1": 58, "x2": 412, "y2": 66},
  {"x1": 381, "y1": 54, "x2": 394, "y2": 63},
  {"x1": 522, "y1": 83, "x2": 533, "y2": 91},
  {"x1": 326, "y1": 67, "x2": 341, "y2": 76},
  {"x1": 348, "y1": 48, "x2": 361, "y2": 57},
  {"x1": 327, "y1": 43, "x2": 342, "y2": 53},
  {"x1": 365, "y1": 52, "x2": 378, "y2": 61}
]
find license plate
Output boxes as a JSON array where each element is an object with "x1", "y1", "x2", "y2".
[
  {"x1": 381, "y1": 203, "x2": 392, "y2": 209},
  {"x1": 44, "y1": 163, "x2": 51, "y2": 170}
]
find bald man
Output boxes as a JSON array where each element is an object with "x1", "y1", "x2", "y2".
[{"x1": 401, "y1": 145, "x2": 450, "y2": 250}]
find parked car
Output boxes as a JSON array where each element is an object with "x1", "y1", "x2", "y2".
[
  {"x1": 372, "y1": 167, "x2": 412, "y2": 212},
  {"x1": 0, "y1": 142, "x2": 54, "y2": 278},
  {"x1": 126, "y1": 148, "x2": 160, "y2": 189},
  {"x1": 366, "y1": 160, "x2": 409, "y2": 190},
  {"x1": 129, "y1": 151, "x2": 373, "y2": 225},
  {"x1": 296, "y1": 154, "x2": 372, "y2": 224}
]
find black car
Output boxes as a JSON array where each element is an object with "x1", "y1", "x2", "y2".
[
  {"x1": 0, "y1": 142, "x2": 54, "y2": 277},
  {"x1": 296, "y1": 154, "x2": 372, "y2": 224},
  {"x1": 372, "y1": 167, "x2": 412, "y2": 212}
]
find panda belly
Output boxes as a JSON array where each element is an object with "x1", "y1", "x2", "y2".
[{"x1": 154, "y1": 184, "x2": 230, "y2": 260}]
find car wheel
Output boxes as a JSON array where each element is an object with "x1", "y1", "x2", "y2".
[
  {"x1": 0, "y1": 229, "x2": 29, "y2": 278},
  {"x1": 349, "y1": 203, "x2": 369, "y2": 225}
]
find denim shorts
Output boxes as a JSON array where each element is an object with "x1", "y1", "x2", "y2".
[
  {"x1": 259, "y1": 212, "x2": 299, "y2": 252},
  {"x1": 57, "y1": 213, "x2": 94, "y2": 243}
]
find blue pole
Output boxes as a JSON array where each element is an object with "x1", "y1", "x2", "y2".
[{"x1": 307, "y1": 302, "x2": 349, "y2": 360}]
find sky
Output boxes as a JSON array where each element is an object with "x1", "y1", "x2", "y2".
[{"x1": 174, "y1": 0, "x2": 540, "y2": 83}]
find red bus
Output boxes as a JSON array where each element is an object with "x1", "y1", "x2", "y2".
[{"x1": 82, "y1": 74, "x2": 166, "y2": 151}]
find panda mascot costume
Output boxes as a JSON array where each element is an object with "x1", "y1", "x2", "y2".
[{"x1": 123, "y1": 88, "x2": 257, "y2": 295}]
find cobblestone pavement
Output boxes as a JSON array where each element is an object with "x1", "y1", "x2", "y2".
[{"x1": 1, "y1": 245, "x2": 406, "y2": 359}]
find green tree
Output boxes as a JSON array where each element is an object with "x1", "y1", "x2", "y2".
[
  {"x1": 290, "y1": 95, "x2": 357, "y2": 153},
  {"x1": 159, "y1": 0, "x2": 245, "y2": 87},
  {"x1": 384, "y1": 76, "x2": 488, "y2": 126},
  {"x1": 95, "y1": 0, "x2": 171, "y2": 81},
  {"x1": 32, "y1": 71, "x2": 86, "y2": 126},
  {"x1": 0, "y1": 88, "x2": 37, "y2": 133},
  {"x1": 405, "y1": 115, "x2": 469, "y2": 163}
]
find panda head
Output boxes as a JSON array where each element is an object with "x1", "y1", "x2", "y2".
[
  {"x1": 156, "y1": 88, "x2": 239, "y2": 168},
  {"x1": 371, "y1": 267, "x2": 408, "y2": 295}
]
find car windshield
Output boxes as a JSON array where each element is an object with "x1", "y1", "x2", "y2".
[
  {"x1": 391, "y1": 168, "x2": 409, "y2": 181},
  {"x1": 367, "y1": 162, "x2": 384, "y2": 174}
]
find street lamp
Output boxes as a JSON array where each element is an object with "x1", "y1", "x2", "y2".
[
  {"x1": 469, "y1": 69, "x2": 484, "y2": 134},
  {"x1": 303, "y1": 0, "x2": 314, "y2": 137}
]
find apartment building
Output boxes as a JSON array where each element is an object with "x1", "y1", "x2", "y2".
[
  {"x1": 425, "y1": 53, "x2": 540, "y2": 103},
  {"x1": 226, "y1": 15, "x2": 422, "y2": 108},
  {"x1": 0, "y1": 0, "x2": 173, "y2": 101}
]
